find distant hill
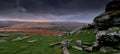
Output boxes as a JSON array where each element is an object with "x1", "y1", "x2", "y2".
[
  {"x1": 0, "y1": 21, "x2": 88, "y2": 31},
  {"x1": 0, "y1": 21, "x2": 23, "y2": 28}
]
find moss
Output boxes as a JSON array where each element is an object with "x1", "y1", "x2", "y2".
[{"x1": 106, "y1": 29, "x2": 120, "y2": 34}]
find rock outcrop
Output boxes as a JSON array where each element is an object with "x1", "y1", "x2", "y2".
[
  {"x1": 94, "y1": 0, "x2": 120, "y2": 30},
  {"x1": 98, "y1": 31, "x2": 120, "y2": 48},
  {"x1": 91, "y1": 0, "x2": 120, "y2": 52}
]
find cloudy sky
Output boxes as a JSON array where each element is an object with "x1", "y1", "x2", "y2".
[{"x1": 0, "y1": 0, "x2": 110, "y2": 23}]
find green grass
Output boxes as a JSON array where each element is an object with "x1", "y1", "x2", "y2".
[{"x1": 0, "y1": 29, "x2": 115, "y2": 54}]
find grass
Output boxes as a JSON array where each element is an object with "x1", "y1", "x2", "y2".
[{"x1": 0, "y1": 29, "x2": 115, "y2": 54}]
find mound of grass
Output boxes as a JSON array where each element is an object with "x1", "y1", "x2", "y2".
[{"x1": 0, "y1": 29, "x2": 114, "y2": 54}]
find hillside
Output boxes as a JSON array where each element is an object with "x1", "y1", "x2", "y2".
[
  {"x1": 0, "y1": 21, "x2": 87, "y2": 32},
  {"x1": 0, "y1": 0, "x2": 120, "y2": 54},
  {"x1": 0, "y1": 29, "x2": 108, "y2": 54}
]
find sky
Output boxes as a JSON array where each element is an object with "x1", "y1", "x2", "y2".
[{"x1": 0, "y1": 0, "x2": 110, "y2": 23}]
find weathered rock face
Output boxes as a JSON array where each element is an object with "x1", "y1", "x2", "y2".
[
  {"x1": 92, "y1": 0, "x2": 120, "y2": 52},
  {"x1": 98, "y1": 32, "x2": 120, "y2": 47},
  {"x1": 94, "y1": 0, "x2": 120, "y2": 30},
  {"x1": 91, "y1": 30, "x2": 120, "y2": 52},
  {"x1": 94, "y1": 12, "x2": 120, "y2": 30}
]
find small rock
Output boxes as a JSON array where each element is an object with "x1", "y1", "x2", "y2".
[
  {"x1": 84, "y1": 47, "x2": 93, "y2": 52},
  {"x1": 0, "y1": 39, "x2": 7, "y2": 43},
  {"x1": 100, "y1": 46, "x2": 114, "y2": 53},
  {"x1": 90, "y1": 42, "x2": 102, "y2": 51},
  {"x1": 72, "y1": 46, "x2": 83, "y2": 51},
  {"x1": 96, "y1": 31, "x2": 106, "y2": 39},
  {"x1": 76, "y1": 40, "x2": 82, "y2": 46},
  {"x1": 61, "y1": 39, "x2": 73, "y2": 48},
  {"x1": 12, "y1": 36, "x2": 30, "y2": 41},
  {"x1": 49, "y1": 42, "x2": 61, "y2": 46},
  {"x1": 83, "y1": 42, "x2": 92, "y2": 46},
  {"x1": 23, "y1": 36, "x2": 30, "y2": 39},
  {"x1": 93, "y1": 42, "x2": 99, "y2": 47},
  {"x1": 27, "y1": 40, "x2": 38, "y2": 43},
  {"x1": 80, "y1": 45, "x2": 89, "y2": 48},
  {"x1": 12, "y1": 37, "x2": 23, "y2": 41},
  {"x1": 108, "y1": 27, "x2": 120, "y2": 31},
  {"x1": 107, "y1": 32, "x2": 117, "y2": 35}
]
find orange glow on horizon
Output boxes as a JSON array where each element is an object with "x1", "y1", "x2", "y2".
[
  {"x1": 0, "y1": 18, "x2": 53, "y2": 22},
  {"x1": 17, "y1": 20, "x2": 53, "y2": 22}
]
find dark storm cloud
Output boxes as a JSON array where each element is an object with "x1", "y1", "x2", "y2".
[
  {"x1": 20, "y1": 0, "x2": 109, "y2": 14},
  {"x1": 0, "y1": 0, "x2": 109, "y2": 14},
  {"x1": 0, "y1": 0, "x2": 110, "y2": 22}
]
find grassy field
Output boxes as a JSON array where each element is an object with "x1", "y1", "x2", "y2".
[{"x1": 0, "y1": 29, "x2": 115, "y2": 54}]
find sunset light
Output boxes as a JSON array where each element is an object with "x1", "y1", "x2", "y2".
[{"x1": 17, "y1": 20, "x2": 53, "y2": 22}]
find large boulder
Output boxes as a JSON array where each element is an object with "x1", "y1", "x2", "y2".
[
  {"x1": 97, "y1": 32, "x2": 120, "y2": 48},
  {"x1": 94, "y1": 11, "x2": 120, "y2": 30},
  {"x1": 91, "y1": 31, "x2": 120, "y2": 51}
]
